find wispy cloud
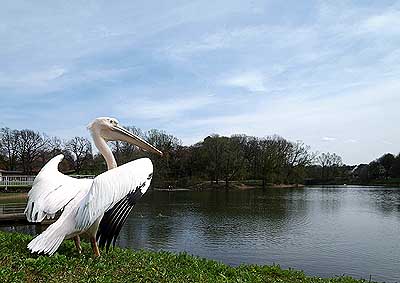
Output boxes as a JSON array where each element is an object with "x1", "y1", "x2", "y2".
[
  {"x1": 345, "y1": 139, "x2": 358, "y2": 144},
  {"x1": 322, "y1": 137, "x2": 336, "y2": 142},
  {"x1": 361, "y1": 10, "x2": 400, "y2": 34},
  {"x1": 0, "y1": 67, "x2": 66, "y2": 89},
  {"x1": 0, "y1": 66, "x2": 135, "y2": 95},
  {"x1": 382, "y1": 140, "x2": 394, "y2": 145},
  {"x1": 115, "y1": 94, "x2": 217, "y2": 120},
  {"x1": 220, "y1": 71, "x2": 268, "y2": 92}
]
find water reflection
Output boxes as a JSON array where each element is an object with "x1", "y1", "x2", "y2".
[{"x1": 1, "y1": 186, "x2": 400, "y2": 282}]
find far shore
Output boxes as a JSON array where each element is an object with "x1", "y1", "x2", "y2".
[{"x1": 1, "y1": 180, "x2": 399, "y2": 195}]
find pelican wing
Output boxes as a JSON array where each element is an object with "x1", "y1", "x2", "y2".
[
  {"x1": 75, "y1": 158, "x2": 153, "y2": 239},
  {"x1": 25, "y1": 154, "x2": 93, "y2": 222},
  {"x1": 96, "y1": 185, "x2": 146, "y2": 250}
]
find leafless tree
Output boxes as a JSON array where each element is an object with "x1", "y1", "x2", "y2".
[
  {"x1": 317, "y1": 152, "x2": 343, "y2": 180},
  {"x1": 65, "y1": 137, "x2": 93, "y2": 173},
  {"x1": 0, "y1": 127, "x2": 19, "y2": 170},
  {"x1": 15, "y1": 129, "x2": 50, "y2": 174},
  {"x1": 285, "y1": 141, "x2": 316, "y2": 182},
  {"x1": 37, "y1": 136, "x2": 65, "y2": 168}
]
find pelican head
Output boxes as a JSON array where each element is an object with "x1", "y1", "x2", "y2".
[{"x1": 88, "y1": 117, "x2": 163, "y2": 156}]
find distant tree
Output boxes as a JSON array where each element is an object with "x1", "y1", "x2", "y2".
[
  {"x1": 243, "y1": 136, "x2": 262, "y2": 180},
  {"x1": 368, "y1": 161, "x2": 385, "y2": 180},
  {"x1": 258, "y1": 135, "x2": 291, "y2": 188},
  {"x1": 65, "y1": 137, "x2": 93, "y2": 173},
  {"x1": 0, "y1": 127, "x2": 19, "y2": 171},
  {"x1": 37, "y1": 136, "x2": 65, "y2": 168},
  {"x1": 219, "y1": 135, "x2": 247, "y2": 188},
  {"x1": 145, "y1": 129, "x2": 181, "y2": 152},
  {"x1": 201, "y1": 135, "x2": 223, "y2": 184},
  {"x1": 284, "y1": 141, "x2": 315, "y2": 183},
  {"x1": 356, "y1": 164, "x2": 370, "y2": 182},
  {"x1": 389, "y1": 154, "x2": 400, "y2": 178},
  {"x1": 12, "y1": 123, "x2": 400, "y2": 187},
  {"x1": 377, "y1": 153, "x2": 395, "y2": 178},
  {"x1": 15, "y1": 129, "x2": 49, "y2": 174},
  {"x1": 49, "y1": 137, "x2": 64, "y2": 156},
  {"x1": 145, "y1": 129, "x2": 181, "y2": 186},
  {"x1": 317, "y1": 152, "x2": 343, "y2": 181}
]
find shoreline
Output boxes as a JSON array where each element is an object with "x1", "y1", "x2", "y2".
[{"x1": 1, "y1": 182, "x2": 399, "y2": 195}]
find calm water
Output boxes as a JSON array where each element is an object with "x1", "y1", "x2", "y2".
[{"x1": 1, "y1": 186, "x2": 400, "y2": 282}]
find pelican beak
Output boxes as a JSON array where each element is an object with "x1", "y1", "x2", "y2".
[{"x1": 110, "y1": 125, "x2": 163, "y2": 156}]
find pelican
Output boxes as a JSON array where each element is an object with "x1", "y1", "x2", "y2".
[{"x1": 24, "y1": 117, "x2": 162, "y2": 256}]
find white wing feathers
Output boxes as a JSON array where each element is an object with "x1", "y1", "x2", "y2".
[
  {"x1": 27, "y1": 157, "x2": 153, "y2": 255},
  {"x1": 75, "y1": 158, "x2": 153, "y2": 231},
  {"x1": 25, "y1": 154, "x2": 93, "y2": 222}
]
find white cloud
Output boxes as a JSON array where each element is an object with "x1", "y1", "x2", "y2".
[
  {"x1": 382, "y1": 140, "x2": 393, "y2": 145},
  {"x1": 0, "y1": 66, "x2": 134, "y2": 96},
  {"x1": 362, "y1": 10, "x2": 400, "y2": 34},
  {"x1": 115, "y1": 94, "x2": 217, "y2": 120},
  {"x1": 163, "y1": 24, "x2": 317, "y2": 62},
  {"x1": 220, "y1": 71, "x2": 268, "y2": 92},
  {"x1": 345, "y1": 139, "x2": 358, "y2": 144},
  {"x1": 0, "y1": 67, "x2": 66, "y2": 88},
  {"x1": 322, "y1": 137, "x2": 336, "y2": 142}
]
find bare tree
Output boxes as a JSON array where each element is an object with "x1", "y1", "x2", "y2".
[
  {"x1": 65, "y1": 137, "x2": 92, "y2": 173},
  {"x1": 0, "y1": 127, "x2": 19, "y2": 171},
  {"x1": 285, "y1": 141, "x2": 316, "y2": 182},
  {"x1": 15, "y1": 129, "x2": 49, "y2": 174},
  {"x1": 37, "y1": 136, "x2": 65, "y2": 168},
  {"x1": 317, "y1": 152, "x2": 343, "y2": 180},
  {"x1": 50, "y1": 137, "x2": 63, "y2": 155}
]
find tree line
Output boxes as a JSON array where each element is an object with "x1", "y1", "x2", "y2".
[
  {"x1": 350, "y1": 153, "x2": 400, "y2": 183},
  {"x1": 0, "y1": 126, "x2": 399, "y2": 188}
]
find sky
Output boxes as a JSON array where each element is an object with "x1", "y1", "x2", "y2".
[{"x1": 1, "y1": 1, "x2": 399, "y2": 165}]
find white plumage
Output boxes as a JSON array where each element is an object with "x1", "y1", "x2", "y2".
[
  {"x1": 25, "y1": 155, "x2": 92, "y2": 222},
  {"x1": 25, "y1": 117, "x2": 162, "y2": 256},
  {"x1": 76, "y1": 158, "x2": 153, "y2": 230}
]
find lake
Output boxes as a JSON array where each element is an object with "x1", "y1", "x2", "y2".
[{"x1": 1, "y1": 186, "x2": 400, "y2": 282}]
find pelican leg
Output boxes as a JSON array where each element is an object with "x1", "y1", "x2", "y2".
[
  {"x1": 90, "y1": 237, "x2": 100, "y2": 257},
  {"x1": 74, "y1": 236, "x2": 82, "y2": 254}
]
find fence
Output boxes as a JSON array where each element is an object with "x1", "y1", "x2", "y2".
[{"x1": 0, "y1": 175, "x2": 95, "y2": 188}]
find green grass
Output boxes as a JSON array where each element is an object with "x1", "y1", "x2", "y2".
[{"x1": 0, "y1": 231, "x2": 374, "y2": 283}]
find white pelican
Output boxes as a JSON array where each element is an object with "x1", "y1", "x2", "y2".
[{"x1": 25, "y1": 117, "x2": 162, "y2": 256}]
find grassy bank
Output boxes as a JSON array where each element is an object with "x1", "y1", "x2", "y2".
[{"x1": 0, "y1": 231, "x2": 374, "y2": 283}]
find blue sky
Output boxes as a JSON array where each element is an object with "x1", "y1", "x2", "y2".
[{"x1": 1, "y1": 1, "x2": 399, "y2": 165}]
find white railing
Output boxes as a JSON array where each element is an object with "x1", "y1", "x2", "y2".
[
  {"x1": 70, "y1": 175, "x2": 96, "y2": 179},
  {"x1": 0, "y1": 175, "x2": 95, "y2": 187},
  {"x1": 0, "y1": 176, "x2": 35, "y2": 187}
]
